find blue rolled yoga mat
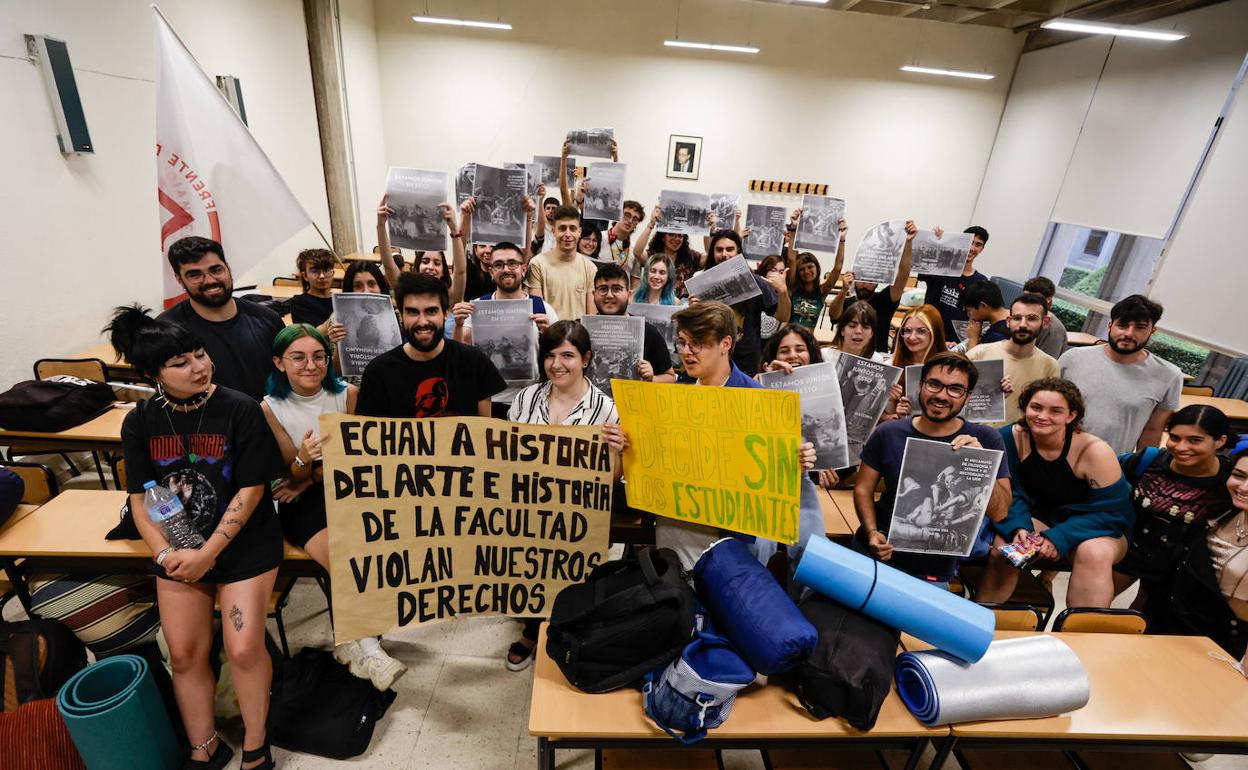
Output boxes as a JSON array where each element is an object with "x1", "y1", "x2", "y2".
[
  {"x1": 896, "y1": 636, "x2": 1090, "y2": 726},
  {"x1": 793, "y1": 537, "x2": 994, "y2": 663},
  {"x1": 56, "y1": 654, "x2": 181, "y2": 770}
]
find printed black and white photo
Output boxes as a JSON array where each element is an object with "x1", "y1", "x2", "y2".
[
  {"x1": 835, "y1": 352, "x2": 902, "y2": 466},
  {"x1": 627, "y1": 302, "x2": 682, "y2": 357},
  {"x1": 471, "y1": 298, "x2": 538, "y2": 385},
  {"x1": 852, "y1": 219, "x2": 907, "y2": 285},
  {"x1": 566, "y1": 128, "x2": 614, "y2": 158},
  {"x1": 911, "y1": 230, "x2": 972, "y2": 277},
  {"x1": 384, "y1": 167, "x2": 447, "y2": 252},
  {"x1": 506, "y1": 162, "x2": 542, "y2": 201},
  {"x1": 470, "y1": 164, "x2": 527, "y2": 245},
  {"x1": 580, "y1": 315, "x2": 644, "y2": 397},
  {"x1": 710, "y1": 193, "x2": 739, "y2": 231},
  {"x1": 332, "y1": 293, "x2": 402, "y2": 377},
  {"x1": 657, "y1": 190, "x2": 711, "y2": 237},
  {"x1": 964, "y1": 358, "x2": 1006, "y2": 423},
  {"x1": 684, "y1": 256, "x2": 762, "y2": 306},
  {"x1": 455, "y1": 163, "x2": 475, "y2": 206},
  {"x1": 951, "y1": 319, "x2": 988, "y2": 343},
  {"x1": 794, "y1": 194, "x2": 846, "y2": 252},
  {"x1": 583, "y1": 162, "x2": 626, "y2": 222},
  {"x1": 666, "y1": 134, "x2": 703, "y2": 180},
  {"x1": 533, "y1": 154, "x2": 576, "y2": 194},
  {"x1": 905, "y1": 364, "x2": 924, "y2": 410},
  {"x1": 743, "y1": 204, "x2": 787, "y2": 259},
  {"x1": 890, "y1": 438, "x2": 1003, "y2": 557},
  {"x1": 758, "y1": 361, "x2": 850, "y2": 470}
]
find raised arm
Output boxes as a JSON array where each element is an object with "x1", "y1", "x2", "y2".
[
  {"x1": 889, "y1": 220, "x2": 917, "y2": 303},
  {"x1": 376, "y1": 195, "x2": 400, "y2": 287},
  {"x1": 444, "y1": 202, "x2": 467, "y2": 304},
  {"x1": 559, "y1": 141, "x2": 572, "y2": 206},
  {"x1": 634, "y1": 205, "x2": 660, "y2": 262},
  {"x1": 826, "y1": 271, "x2": 854, "y2": 321}
]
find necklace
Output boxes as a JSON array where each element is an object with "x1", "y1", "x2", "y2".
[
  {"x1": 1236, "y1": 512, "x2": 1246, "y2": 543},
  {"x1": 160, "y1": 386, "x2": 213, "y2": 463},
  {"x1": 158, "y1": 385, "x2": 213, "y2": 413}
]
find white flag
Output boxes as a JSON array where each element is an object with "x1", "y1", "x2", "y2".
[{"x1": 154, "y1": 9, "x2": 312, "y2": 306}]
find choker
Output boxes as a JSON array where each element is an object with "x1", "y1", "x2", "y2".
[{"x1": 158, "y1": 385, "x2": 213, "y2": 413}]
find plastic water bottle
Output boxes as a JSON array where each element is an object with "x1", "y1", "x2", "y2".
[{"x1": 143, "y1": 480, "x2": 204, "y2": 550}]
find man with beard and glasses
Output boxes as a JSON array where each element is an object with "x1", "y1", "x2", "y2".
[
  {"x1": 1059, "y1": 294, "x2": 1181, "y2": 454},
  {"x1": 160, "y1": 236, "x2": 283, "y2": 400},
  {"x1": 450, "y1": 241, "x2": 555, "y2": 345},
  {"x1": 968, "y1": 293, "x2": 1059, "y2": 426},
  {"x1": 591, "y1": 263, "x2": 676, "y2": 383},
  {"x1": 356, "y1": 273, "x2": 506, "y2": 418},
  {"x1": 854, "y1": 351, "x2": 1011, "y2": 587}
]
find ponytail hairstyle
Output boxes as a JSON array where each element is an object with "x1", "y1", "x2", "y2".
[{"x1": 102, "y1": 304, "x2": 204, "y2": 382}]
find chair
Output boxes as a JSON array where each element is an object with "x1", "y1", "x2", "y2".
[
  {"x1": 272, "y1": 276, "x2": 302, "y2": 288},
  {"x1": 1181, "y1": 385, "x2": 1214, "y2": 397},
  {"x1": 8, "y1": 359, "x2": 113, "y2": 488},
  {"x1": 959, "y1": 563, "x2": 1056, "y2": 628},
  {"x1": 1214, "y1": 357, "x2": 1248, "y2": 400},
  {"x1": 980, "y1": 602, "x2": 1043, "y2": 631},
  {"x1": 1052, "y1": 607, "x2": 1146, "y2": 634},
  {"x1": 0, "y1": 461, "x2": 59, "y2": 613}
]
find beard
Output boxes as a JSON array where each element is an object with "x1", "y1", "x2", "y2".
[
  {"x1": 406, "y1": 323, "x2": 442, "y2": 352},
  {"x1": 920, "y1": 393, "x2": 959, "y2": 423},
  {"x1": 1009, "y1": 327, "x2": 1035, "y2": 345},
  {"x1": 189, "y1": 281, "x2": 232, "y2": 308},
  {"x1": 1108, "y1": 334, "x2": 1146, "y2": 355}
]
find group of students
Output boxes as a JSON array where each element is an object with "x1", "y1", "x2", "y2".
[{"x1": 92, "y1": 157, "x2": 1246, "y2": 768}]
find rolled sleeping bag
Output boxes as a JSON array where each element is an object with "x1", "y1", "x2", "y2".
[
  {"x1": 793, "y1": 536, "x2": 994, "y2": 663},
  {"x1": 693, "y1": 538, "x2": 817, "y2": 675},
  {"x1": 896, "y1": 635, "x2": 1090, "y2": 726},
  {"x1": 56, "y1": 654, "x2": 181, "y2": 770}
]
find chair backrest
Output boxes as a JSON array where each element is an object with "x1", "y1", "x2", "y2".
[
  {"x1": 34, "y1": 358, "x2": 108, "y2": 383},
  {"x1": 981, "y1": 602, "x2": 1042, "y2": 631},
  {"x1": 990, "y1": 276, "x2": 1025, "y2": 308},
  {"x1": 273, "y1": 276, "x2": 302, "y2": 288},
  {"x1": 1182, "y1": 385, "x2": 1214, "y2": 397},
  {"x1": 0, "y1": 461, "x2": 59, "y2": 505},
  {"x1": 114, "y1": 458, "x2": 127, "y2": 490},
  {"x1": 1214, "y1": 357, "x2": 1248, "y2": 399},
  {"x1": 1052, "y1": 607, "x2": 1147, "y2": 634}
]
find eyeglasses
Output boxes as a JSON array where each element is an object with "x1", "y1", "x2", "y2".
[
  {"x1": 675, "y1": 339, "x2": 706, "y2": 354},
  {"x1": 921, "y1": 379, "x2": 969, "y2": 398},
  {"x1": 283, "y1": 353, "x2": 329, "y2": 367},
  {"x1": 489, "y1": 260, "x2": 523, "y2": 272},
  {"x1": 594, "y1": 284, "x2": 628, "y2": 295},
  {"x1": 901, "y1": 327, "x2": 931, "y2": 337},
  {"x1": 181, "y1": 264, "x2": 228, "y2": 283},
  {"x1": 304, "y1": 267, "x2": 333, "y2": 278},
  {"x1": 621, "y1": 212, "x2": 642, "y2": 223}
]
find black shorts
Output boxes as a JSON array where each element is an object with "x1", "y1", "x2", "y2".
[
  {"x1": 153, "y1": 504, "x2": 283, "y2": 584},
  {"x1": 278, "y1": 485, "x2": 328, "y2": 549}
]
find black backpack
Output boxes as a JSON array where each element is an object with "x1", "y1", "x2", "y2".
[
  {"x1": 0, "y1": 377, "x2": 115, "y2": 432},
  {"x1": 0, "y1": 619, "x2": 89, "y2": 712},
  {"x1": 546, "y1": 547, "x2": 695, "y2": 693},
  {"x1": 0, "y1": 468, "x2": 23, "y2": 529},
  {"x1": 268, "y1": 646, "x2": 397, "y2": 759},
  {"x1": 794, "y1": 593, "x2": 900, "y2": 731}
]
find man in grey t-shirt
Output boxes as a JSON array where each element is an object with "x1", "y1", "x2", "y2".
[{"x1": 1059, "y1": 295, "x2": 1181, "y2": 454}]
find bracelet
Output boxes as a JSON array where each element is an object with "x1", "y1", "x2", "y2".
[
  {"x1": 154, "y1": 547, "x2": 173, "y2": 567},
  {"x1": 294, "y1": 455, "x2": 308, "y2": 469},
  {"x1": 871, "y1": 528, "x2": 887, "y2": 537}
]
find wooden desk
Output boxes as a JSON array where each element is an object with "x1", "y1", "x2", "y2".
[
  {"x1": 1066, "y1": 331, "x2": 1101, "y2": 347},
  {"x1": 814, "y1": 327, "x2": 835, "y2": 347},
  {"x1": 828, "y1": 488, "x2": 860, "y2": 533},
  {"x1": 922, "y1": 631, "x2": 1248, "y2": 766},
  {"x1": 70, "y1": 341, "x2": 137, "y2": 378},
  {"x1": 529, "y1": 624, "x2": 945, "y2": 770},
  {"x1": 0, "y1": 404, "x2": 131, "y2": 453},
  {"x1": 1179, "y1": 394, "x2": 1248, "y2": 422},
  {"x1": 820, "y1": 487, "x2": 853, "y2": 537}
]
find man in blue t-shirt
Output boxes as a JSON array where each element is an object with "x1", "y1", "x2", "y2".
[{"x1": 854, "y1": 351, "x2": 1012, "y2": 585}]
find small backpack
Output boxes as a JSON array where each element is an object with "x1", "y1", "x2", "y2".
[
  {"x1": 546, "y1": 547, "x2": 695, "y2": 693},
  {"x1": 0, "y1": 620, "x2": 88, "y2": 712},
  {"x1": 0, "y1": 377, "x2": 114, "y2": 433}
]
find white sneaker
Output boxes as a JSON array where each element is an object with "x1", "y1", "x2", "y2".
[
  {"x1": 361, "y1": 649, "x2": 407, "y2": 691},
  {"x1": 333, "y1": 640, "x2": 366, "y2": 673}
]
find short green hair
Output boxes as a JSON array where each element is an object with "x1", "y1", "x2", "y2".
[{"x1": 266, "y1": 323, "x2": 346, "y2": 398}]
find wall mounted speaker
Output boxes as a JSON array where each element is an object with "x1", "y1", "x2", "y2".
[{"x1": 25, "y1": 34, "x2": 93, "y2": 154}]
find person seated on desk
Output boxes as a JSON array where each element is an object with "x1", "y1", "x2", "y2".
[
  {"x1": 105, "y1": 304, "x2": 283, "y2": 770},
  {"x1": 503, "y1": 321, "x2": 625, "y2": 671},
  {"x1": 288, "y1": 248, "x2": 336, "y2": 328},
  {"x1": 976, "y1": 378, "x2": 1135, "y2": 608},
  {"x1": 854, "y1": 351, "x2": 1011, "y2": 591},
  {"x1": 159, "y1": 236, "x2": 284, "y2": 401},
  {"x1": 259, "y1": 323, "x2": 406, "y2": 691}
]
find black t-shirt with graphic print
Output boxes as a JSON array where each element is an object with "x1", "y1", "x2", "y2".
[
  {"x1": 121, "y1": 386, "x2": 284, "y2": 583},
  {"x1": 355, "y1": 339, "x2": 507, "y2": 418}
]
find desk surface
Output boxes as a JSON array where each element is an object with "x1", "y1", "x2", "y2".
[
  {"x1": 529, "y1": 624, "x2": 944, "y2": 740},
  {"x1": 1065, "y1": 331, "x2": 1101, "y2": 347},
  {"x1": 0, "y1": 404, "x2": 131, "y2": 445},
  {"x1": 828, "y1": 488, "x2": 859, "y2": 532},
  {"x1": 71, "y1": 341, "x2": 132, "y2": 371},
  {"x1": 1180, "y1": 394, "x2": 1248, "y2": 421},
  {"x1": 0, "y1": 489, "x2": 309, "y2": 561},
  {"x1": 820, "y1": 488, "x2": 853, "y2": 537}
]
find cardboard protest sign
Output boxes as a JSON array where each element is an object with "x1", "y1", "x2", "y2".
[
  {"x1": 321, "y1": 414, "x2": 614, "y2": 644},
  {"x1": 612, "y1": 381, "x2": 802, "y2": 544}
]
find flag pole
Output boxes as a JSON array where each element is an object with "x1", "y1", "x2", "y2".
[{"x1": 309, "y1": 221, "x2": 345, "y2": 266}]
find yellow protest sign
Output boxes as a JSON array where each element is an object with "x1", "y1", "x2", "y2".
[
  {"x1": 611, "y1": 380, "x2": 802, "y2": 544},
  {"x1": 320, "y1": 414, "x2": 614, "y2": 644}
]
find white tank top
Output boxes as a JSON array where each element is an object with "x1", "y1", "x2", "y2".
[{"x1": 263, "y1": 388, "x2": 350, "y2": 446}]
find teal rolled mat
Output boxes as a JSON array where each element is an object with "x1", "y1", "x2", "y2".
[{"x1": 56, "y1": 654, "x2": 182, "y2": 770}]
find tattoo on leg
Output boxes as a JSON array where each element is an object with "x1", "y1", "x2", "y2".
[{"x1": 229, "y1": 605, "x2": 244, "y2": 632}]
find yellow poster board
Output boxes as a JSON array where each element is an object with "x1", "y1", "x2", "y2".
[
  {"x1": 320, "y1": 414, "x2": 613, "y2": 644},
  {"x1": 611, "y1": 381, "x2": 802, "y2": 544}
]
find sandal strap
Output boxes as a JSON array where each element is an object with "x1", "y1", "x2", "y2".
[{"x1": 240, "y1": 741, "x2": 271, "y2": 762}]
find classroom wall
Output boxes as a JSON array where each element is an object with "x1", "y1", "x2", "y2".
[
  {"x1": 0, "y1": 0, "x2": 331, "y2": 388},
  {"x1": 366, "y1": 0, "x2": 1022, "y2": 261}
]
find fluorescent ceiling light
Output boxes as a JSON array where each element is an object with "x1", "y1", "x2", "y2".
[
  {"x1": 411, "y1": 15, "x2": 512, "y2": 30},
  {"x1": 793, "y1": 0, "x2": 831, "y2": 4},
  {"x1": 664, "y1": 40, "x2": 760, "y2": 54},
  {"x1": 900, "y1": 65, "x2": 994, "y2": 80},
  {"x1": 1040, "y1": 19, "x2": 1186, "y2": 40}
]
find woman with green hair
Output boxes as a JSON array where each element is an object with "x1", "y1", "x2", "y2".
[{"x1": 260, "y1": 324, "x2": 406, "y2": 691}]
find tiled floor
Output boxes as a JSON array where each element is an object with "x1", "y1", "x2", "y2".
[{"x1": 7, "y1": 462, "x2": 1248, "y2": 769}]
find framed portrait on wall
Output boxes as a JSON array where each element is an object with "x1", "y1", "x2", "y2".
[{"x1": 666, "y1": 135, "x2": 702, "y2": 180}]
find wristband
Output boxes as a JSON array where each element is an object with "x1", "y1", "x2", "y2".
[{"x1": 155, "y1": 547, "x2": 172, "y2": 567}]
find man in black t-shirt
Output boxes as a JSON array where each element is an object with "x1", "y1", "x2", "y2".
[
  {"x1": 357, "y1": 273, "x2": 506, "y2": 418},
  {"x1": 159, "y1": 237, "x2": 283, "y2": 401},
  {"x1": 830, "y1": 220, "x2": 917, "y2": 353},
  {"x1": 591, "y1": 263, "x2": 676, "y2": 383},
  {"x1": 700, "y1": 230, "x2": 789, "y2": 376},
  {"x1": 921, "y1": 225, "x2": 989, "y2": 341}
]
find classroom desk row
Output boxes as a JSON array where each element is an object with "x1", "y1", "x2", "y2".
[{"x1": 529, "y1": 622, "x2": 1248, "y2": 770}]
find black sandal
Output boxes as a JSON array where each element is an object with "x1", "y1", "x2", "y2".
[
  {"x1": 241, "y1": 739, "x2": 274, "y2": 770},
  {"x1": 505, "y1": 639, "x2": 537, "y2": 671},
  {"x1": 183, "y1": 732, "x2": 233, "y2": 770}
]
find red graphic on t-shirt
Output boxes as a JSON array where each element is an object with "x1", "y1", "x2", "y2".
[
  {"x1": 413, "y1": 378, "x2": 450, "y2": 417},
  {"x1": 149, "y1": 434, "x2": 227, "y2": 463}
]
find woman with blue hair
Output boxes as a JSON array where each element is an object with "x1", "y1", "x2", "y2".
[{"x1": 632, "y1": 254, "x2": 680, "y2": 306}]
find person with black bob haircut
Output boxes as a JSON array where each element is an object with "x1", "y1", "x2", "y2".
[{"x1": 104, "y1": 304, "x2": 284, "y2": 770}]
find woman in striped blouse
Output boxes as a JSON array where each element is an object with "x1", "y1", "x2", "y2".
[{"x1": 505, "y1": 320, "x2": 624, "y2": 670}]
